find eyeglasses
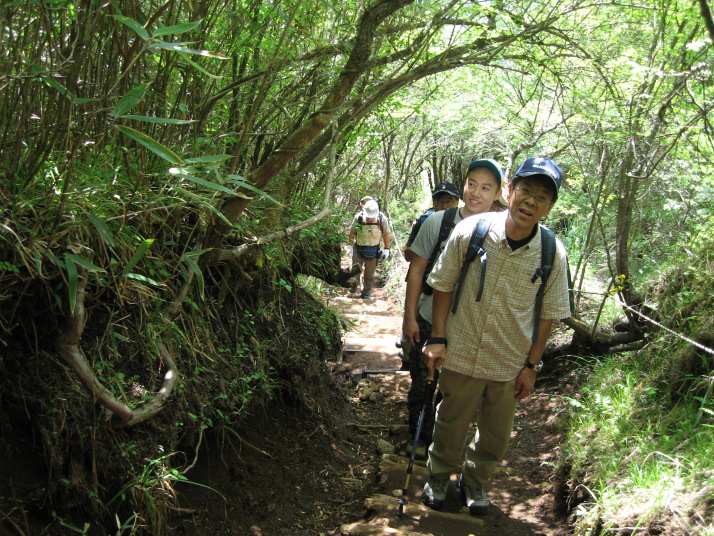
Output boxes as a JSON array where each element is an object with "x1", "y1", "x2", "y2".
[{"x1": 512, "y1": 186, "x2": 552, "y2": 206}]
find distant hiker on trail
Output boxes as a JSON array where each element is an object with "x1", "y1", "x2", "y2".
[
  {"x1": 347, "y1": 199, "x2": 391, "y2": 300},
  {"x1": 401, "y1": 160, "x2": 504, "y2": 460},
  {"x1": 403, "y1": 181, "x2": 460, "y2": 263},
  {"x1": 420, "y1": 157, "x2": 572, "y2": 516}
]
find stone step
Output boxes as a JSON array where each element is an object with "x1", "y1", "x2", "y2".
[
  {"x1": 339, "y1": 521, "x2": 432, "y2": 535},
  {"x1": 343, "y1": 337, "x2": 401, "y2": 353},
  {"x1": 351, "y1": 493, "x2": 485, "y2": 536}
]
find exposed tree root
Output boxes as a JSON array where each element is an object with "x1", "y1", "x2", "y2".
[
  {"x1": 55, "y1": 273, "x2": 133, "y2": 424},
  {"x1": 56, "y1": 270, "x2": 180, "y2": 428}
]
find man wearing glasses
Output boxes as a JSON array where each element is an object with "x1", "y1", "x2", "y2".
[{"x1": 419, "y1": 157, "x2": 572, "y2": 516}]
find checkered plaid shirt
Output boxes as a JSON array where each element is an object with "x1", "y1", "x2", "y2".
[{"x1": 427, "y1": 211, "x2": 571, "y2": 381}]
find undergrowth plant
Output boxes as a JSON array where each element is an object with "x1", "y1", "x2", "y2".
[{"x1": 561, "y1": 237, "x2": 714, "y2": 535}]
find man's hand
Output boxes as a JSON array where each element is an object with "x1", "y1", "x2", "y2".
[
  {"x1": 381, "y1": 249, "x2": 390, "y2": 260},
  {"x1": 402, "y1": 318, "x2": 420, "y2": 348},
  {"x1": 422, "y1": 342, "x2": 446, "y2": 378},
  {"x1": 515, "y1": 367, "x2": 536, "y2": 400},
  {"x1": 347, "y1": 245, "x2": 353, "y2": 256}
]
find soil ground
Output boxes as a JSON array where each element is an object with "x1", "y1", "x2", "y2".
[{"x1": 171, "y1": 272, "x2": 578, "y2": 536}]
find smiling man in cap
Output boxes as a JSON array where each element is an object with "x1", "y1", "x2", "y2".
[
  {"x1": 401, "y1": 158, "x2": 504, "y2": 459},
  {"x1": 420, "y1": 156, "x2": 572, "y2": 516}
]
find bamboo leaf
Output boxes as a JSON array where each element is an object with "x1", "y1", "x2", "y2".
[
  {"x1": 182, "y1": 248, "x2": 212, "y2": 258},
  {"x1": 41, "y1": 77, "x2": 72, "y2": 99},
  {"x1": 34, "y1": 251, "x2": 43, "y2": 275},
  {"x1": 88, "y1": 214, "x2": 115, "y2": 247},
  {"x1": 124, "y1": 272, "x2": 165, "y2": 288},
  {"x1": 226, "y1": 174, "x2": 282, "y2": 206},
  {"x1": 42, "y1": 250, "x2": 66, "y2": 270},
  {"x1": 120, "y1": 115, "x2": 194, "y2": 124},
  {"x1": 114, "y1": 83, "x2": 152, "y2": 117},
  {"x1": 121, "y1": 239, "x2": 154, "y2": 277},
  {"x1": 172, "y1": 186, "x2": 233, "y2": 226},
  {"x1": 114, "y1": 125, "x2": 181, "y2": 164},
  {"x1": 65, "y1": 254, "x2": 106, "y2": 273},
  {"x1": 149, "y1": 42, "x2": 229, "y2": 58},
  {"x1": 112, "y1": 15, "x2": 150, "y2": 41},
  {"x1": 173, "y1": 173, "x2": 237, "y2": 196},
  {"x1": 73, "y1": 97, "x2": 101, "y2": 105},
  {"x1": 152, "y1": 20, "x2": 202, "y2": 37},
  {"x1": 181, "y1": 255, "x2": 204, "y2": 298},
  {"x1": 173, "y1": 51, "x2": 223, "y2": 79},
  {"x1": 185, "y1": 155, "x2": 231, "y2": 164},
  {"x1": 65, "y1": 254, "x2": 78, "y2": 316}
]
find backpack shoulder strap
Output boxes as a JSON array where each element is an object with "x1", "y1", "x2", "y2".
[
  {"x1": 421, "y1": 207, "x2": 459, "y2": 294},
  {"x1": 451, "y1": 217, "x2": 491, "y2": 314},
  {"x1": 428, "y1": 207, "x2": 458, "y2": 262},
  {"x1": 531, "y1": 225, "x2": 556, "y2": 342}
]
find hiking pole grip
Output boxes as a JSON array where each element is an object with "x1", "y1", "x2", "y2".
[{"x1": 397, "y1": 375, "x2": 436, "y2": 517}]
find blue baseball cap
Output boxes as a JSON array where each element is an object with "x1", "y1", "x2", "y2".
[{"x1": 513, "y1": 157, "x2": 563, "y2": 199}]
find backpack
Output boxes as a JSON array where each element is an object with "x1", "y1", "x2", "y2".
[
  {"x1": 450, "y1": 217, "x2": 558, "y2": 343},
  {"x1": 357, "y1": 211, "x2": 383, "y2": 231},
  {"x1": 405, "y1": 208, "x2": 435, "y2": 248},
  {"x1": 421, "y1": 206, "x2": 459, "y2": 295},
  {"x1": 355, "y1": 211, "x2": 385, "y2": 260}
]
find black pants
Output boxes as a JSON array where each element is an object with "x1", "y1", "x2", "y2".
[{"x1": 407, "y1": 314, "x2": 441, "y2": 444}]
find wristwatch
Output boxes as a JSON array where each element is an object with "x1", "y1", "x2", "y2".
[{"x1": 524, "y1": 359, "x2": 543, "y2": 372}]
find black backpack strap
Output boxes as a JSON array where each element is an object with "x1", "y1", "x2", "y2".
[
  {"x1": 431, "y1": 207, "x2": 458, "y2": 261},
  {"x1": 531, "y1": 226, "x2": 556, "y2": 342},
  {"x1": 451, "y1": 217, "x2": 491, "y2": 314},
  {"x1": 421, "y1": 207, "x2": 458, "y2": 295}
]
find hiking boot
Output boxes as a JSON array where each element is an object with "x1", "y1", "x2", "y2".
[
  {"x1": 422, "y1": 476, "x2": 449, "y2": 510},
  {"x1": 405, "y1": 439, "x2": 428, "y2": 461},
  {"x1": 459, "y1": 475, "x2": 489, "y2": 516}
]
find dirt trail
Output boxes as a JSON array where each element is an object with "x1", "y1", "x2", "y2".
[{"x1": 327, "y1": 280, "x2": 572, "y2": 536}]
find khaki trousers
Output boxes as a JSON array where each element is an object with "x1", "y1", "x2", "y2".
[
  {"x1": 427, "y1": 369, "x2": 517, "y2": 487},
  {"x1": 352, "y1": 251, "x2": 377, "y2": 296}
]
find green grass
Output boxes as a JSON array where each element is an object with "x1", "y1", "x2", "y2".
[{"x1": 562, "y1": 349, "x2": 714, "y2": 535}]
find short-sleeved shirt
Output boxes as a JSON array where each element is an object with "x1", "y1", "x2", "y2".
[
  {"x1": 351, "y1": 211, "x2": 389, "y2": 247},
  {"x1": 427, "y1": 211, "x2": 571, "y2": 382},
  {"x1": 410, "y1": 208, "x2": 467, "y2": 324}
]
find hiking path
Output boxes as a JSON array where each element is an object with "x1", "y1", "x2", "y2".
[{"x1": 325, "y1": 267, "x2": 572, "y2": 536}]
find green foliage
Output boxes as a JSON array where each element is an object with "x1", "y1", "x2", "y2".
[
  {"x1": 561, "y1": 238, "x2": 714, "y2": 534},
  {"x1": 0, "y1": 0, "x2": 713, "y2": 533}
]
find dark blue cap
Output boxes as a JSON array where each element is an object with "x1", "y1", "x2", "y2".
[
  {"x1": 432, "y1": 181, "x2": 460, "y2": 199},
  {"x1": 513, "y1": 157, "x2": 563, "y2": 198}
]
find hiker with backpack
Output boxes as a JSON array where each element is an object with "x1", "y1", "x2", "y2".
[
  {"x1": 347, "y1": 199, "x2": 391, "y2": 300},
  {"x1": 420, "y1": 156, "x2": 572, "y2": 516},
  {"x1": 403, "y1": 182, "x2": 460, "y2": 263},
  {"x1": 401, "y1": 159, "x2": 504, "y2": 460}
]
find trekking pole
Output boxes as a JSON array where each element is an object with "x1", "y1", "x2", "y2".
[{"x1": 397, "y1": 373, "x2": 435, "y2": 517}]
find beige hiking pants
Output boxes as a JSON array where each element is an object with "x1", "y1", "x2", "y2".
[{"x1": 427, "y1": 369, "x2": 518, "y2": 487}]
